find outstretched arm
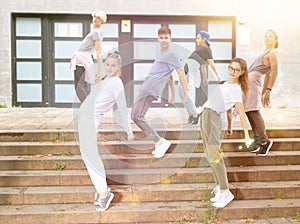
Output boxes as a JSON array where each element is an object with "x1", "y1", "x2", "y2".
[
  {"x1": 112, "y1": 83, "x2": 134, "y2": 141},
  {"x1": 94, "y1": 40, "x2": 103, "y2": 83},
  {"x1": 168, "y1": 74, "x2": 175, "y2": 105},
  {"x1": 262, "y1": 51, "x2": 278, "y2": 107},
  {"x1": 207, "y1": 59, "x2": 222, "y2": 83},
  {"x1": 176, "y1": 67, "x2": 188, "y2": 104},
  {"x1": 226, "y1": 109, "x2": 233, "y2": 135},
  {"x1": 235, "y1": 102, "x2": 252, "y2": 147}
]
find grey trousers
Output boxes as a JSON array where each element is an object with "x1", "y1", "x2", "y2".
[
  {"x1": 131, "y1": 91, "x2": 161, "y2": 142},
  {"x1": 200, "y1": 108, "x2": 229, "y2": 190}
]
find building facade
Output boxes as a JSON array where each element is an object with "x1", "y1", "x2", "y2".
[{"x1": 1, "y1": 0, "x2": 299, "y2": 107}]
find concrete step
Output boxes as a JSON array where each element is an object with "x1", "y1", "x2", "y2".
[
  {"x1": 0, "y1": 151, "x2": 299, "y2": 170},
  {"x1": 1, "y1": 181, "x2": 299, "y2": 205},
  {"x1": 0, "y1": 165, "x2": 299, "y2": 187},
  {"x1": 1, "y1": 128, "x2": 300, "y2": 142},
  {"x1": 0, "y1": 138, "x2": 299, "y2": 156},
  {"x1": 0, "y1": 199, "x2": 299, "y2": 223}
]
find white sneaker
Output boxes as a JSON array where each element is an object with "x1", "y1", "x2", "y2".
[
  {"x1": 152, "y1": 138, "x2": 163, "y2": 154},
  {"x1": 94, "y1": 188, "x2": 114, "y2": 212},
  {"x1": 153, "y1": 138, "x2": 171, "y2": 158},
  {"x1": 212, "y1": 189, "x2": 234, "y2": 208},
  {"x1": 210, "y1": 185, "x2": 221, "y2": 202}
]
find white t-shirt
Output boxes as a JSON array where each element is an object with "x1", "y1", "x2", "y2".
[
  {"x1": 201, "y1": 82, "x2": 242, "y2": 114},
  {"x1": 80, "y1": 76, "x2": 132, "y2": 136}
]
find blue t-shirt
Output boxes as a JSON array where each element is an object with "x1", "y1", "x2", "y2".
[{"x1": 141, "y1": 49, "x2": 181, "y2": 99}]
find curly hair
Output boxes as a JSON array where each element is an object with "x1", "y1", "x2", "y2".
[{"x1": 230, "y1": 58, "x2": 249, "y2": 96}]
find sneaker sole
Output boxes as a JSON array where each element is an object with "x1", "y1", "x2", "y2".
[
  {"x1": 94, "y1": 188, "x2": 111, "y2": 205},
  {"x1": 212, "y1": 194, "x2": 234, "y2": 208},
  {"x1": 210, "y1": 196, "x2": 219, "y2": 203},
  {"x1": 250, "y1": 147, "x2": 260, "y2": 153},
  {"x1": 95, "y1": 193, "x2": 114, "y2": 212},
  {"x1": 93, "y1": 193, "x2": 98, "y2": 205},
  {"x1": 153, "y1": 139, "x2": 164, "y2": 155},
  {"x1": 257, "y1": 140, "x2": 273, "y2": 156},
  {"x1": 153, "y1": 141, "x2": 171, "y2": 158}
]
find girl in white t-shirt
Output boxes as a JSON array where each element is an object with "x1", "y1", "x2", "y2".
[
  {"x1": 199, "y1": 58, "x2": 251, "y2": 208},
  {"x1": 78, "y1": 51, "x2": 133, "y2": 212}
]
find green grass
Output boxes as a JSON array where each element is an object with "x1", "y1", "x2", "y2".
[
  {"x1": 55, "y1": 162, "x2": 66, "y2": 170},
  {"x1": 57, "y1": 151, "x2": 71, "y2": 156}
]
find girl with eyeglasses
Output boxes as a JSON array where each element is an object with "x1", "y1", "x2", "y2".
[
  {"x1": 199, "y1": 58, "x2": 251, "y2": 208},
  {"x1": 78, "y1": 52, "x2": 134, "y2": 212}
]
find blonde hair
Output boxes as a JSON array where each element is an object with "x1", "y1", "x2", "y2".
[{"x1": 92, "y1": 10, "x2": 107, "y2": 23}]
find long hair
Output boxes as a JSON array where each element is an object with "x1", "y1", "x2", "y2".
[{"x1": 230, "y1": 58, "x2": 249, "y2": 96}]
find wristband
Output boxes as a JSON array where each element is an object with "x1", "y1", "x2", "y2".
[{"x1": 266, "y1": 88, "x2": 272, "y2": 91}]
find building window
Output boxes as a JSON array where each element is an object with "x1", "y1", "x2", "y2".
[{"x1": 12, "y1": 14, "x2": 235, "y2": 107}]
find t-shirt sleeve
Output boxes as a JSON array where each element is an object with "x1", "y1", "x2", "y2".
[
  {"x1": 110, "y1": 78, "x2": 133, "y2": 136},
  {"x1": 194, "y1": 47, "x2": 213, "y2": 62},
  {"x1": 110, "y1": 78, "x2": 124, "y2": 100},
  {"x1": 92, "y1": 29, "x2": 103, "y2": 41},
  {"x1": 231, "y1": 85, "x2": 243, "y2": 103},
  {"x1": 188, "y1": 51, "x2": 206, "y2": 64}
]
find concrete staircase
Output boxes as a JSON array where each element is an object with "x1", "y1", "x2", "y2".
[{"x1": 0, "y1": 127, "x2": 299, "y2": 223}]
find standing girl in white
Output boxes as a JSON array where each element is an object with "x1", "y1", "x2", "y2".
[
  {"x1": 199, "y1": 58, "x2": 252, "y2": 208},
  {"x1": 78, "y1": 52, "x2": 134, "y2": 212}
]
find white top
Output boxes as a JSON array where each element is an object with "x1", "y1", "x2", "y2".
[
  {"x1": 201, "y1": 82, "x2": 242, "y2": 114},
  {"x1": 80, "y1": 76, "x2": 133, "y2": 137}
]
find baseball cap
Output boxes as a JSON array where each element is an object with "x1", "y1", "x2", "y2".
[{"x1": 199, "y1": 31, "x2": 210, "y2": 45}]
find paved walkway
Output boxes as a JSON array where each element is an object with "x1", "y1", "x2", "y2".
[
  {"x1": 0, "y1": 107, "x2": 299, "y2": 223},
  {"x1": 1, "y1": 107, "x2": 300, "y2": 130}
]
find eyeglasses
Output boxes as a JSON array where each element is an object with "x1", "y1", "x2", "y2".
[
  {"x1": 107, "y1": 51, "x2": 121, "y2": 58},
  {"x1": 228, "y1": 66, "x2": 241, "y2": 73}
]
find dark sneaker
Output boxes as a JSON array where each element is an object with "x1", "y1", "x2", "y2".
[
  {"x1": 249, "y1": 141, "x2": 260, "y2": 153},
  {"x1": 256, "y1": 140, "x2": 273, "y2": 156},
  {"x1": 94, "y1": 189, "x2": 114, "y2": 212},
  {"x1": 191, "y1": 114, "x2": 200, "y2": 125},
  {"x1": 188, "y1": 115, "x2": 193, "y2": 124}
]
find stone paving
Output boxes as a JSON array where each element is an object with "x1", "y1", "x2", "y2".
[{"x1": 1, "y1": 107, "x2": 300, "y2": 131}]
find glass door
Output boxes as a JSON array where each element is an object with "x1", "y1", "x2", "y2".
[{"x1": 51, "y1": 19, "x2": 120, "y2": 107}]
